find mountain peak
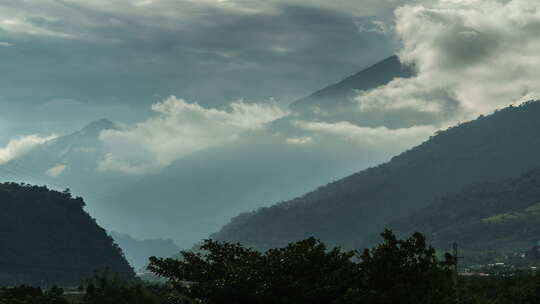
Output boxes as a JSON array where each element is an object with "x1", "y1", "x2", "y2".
[
  {"x1": 81, "y1": 118, "x2": 117, "y2": 134},
  {"x1": 290, "y1": 55, "x2": 414, "y2": 111}
]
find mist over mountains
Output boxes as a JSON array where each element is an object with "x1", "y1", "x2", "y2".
[
  {"x1": 0, "y1": 55, "x2": 421, "y2": 249},
  {"x1": 5, "y1": 1, "x2": 540, "y2": 300},
  {"x1": 1, "y1": 0, "x2": 540, "y2": 269}
]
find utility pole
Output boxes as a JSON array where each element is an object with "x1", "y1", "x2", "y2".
[{"x1": 452, "y1": 242, "x2": 464, "y2": 304}]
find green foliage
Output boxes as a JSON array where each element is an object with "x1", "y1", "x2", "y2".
[
  {"x1": 0, "y1": 285, "x2": 68, "y2": 304},
  {"x1": 82, "y1": 273, "x2": 178, "y2": 304},
  {"x1": 0, "y1": 183, "x2": 134, "y2": 286},
  {"x1": 461, "y1": 272, "x2": 540, "y2": 304},
  {"x1": 6, "y1": 230, "x2": 540, "y2": 304},
  {"x1": 347, "y1": 230, "x2": 454, "y2": 304},
  {"x1": 389, "y1": 168, "x2": 540, "y2": 262},
  {"x1": 149, "y1": 230, "x2": 454, "y2": 304}
]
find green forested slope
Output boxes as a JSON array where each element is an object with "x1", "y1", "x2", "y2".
[
  {"x1": 0, "y1": 183, "x2": 134, "y2": 286},
  {"x1": 213, "y1": 101, "x2": 540, "y2": 250},
  {"x1": 386, "y1": 168, "x2": 540, "y2": 260}
]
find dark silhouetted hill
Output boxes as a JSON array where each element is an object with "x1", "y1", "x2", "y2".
[
  {"x1": 212, "y1": 101, "x2": 540, "y2": 250},
  {"x1": 0, "y1": 183, "x2": 134, "y2": 286}
]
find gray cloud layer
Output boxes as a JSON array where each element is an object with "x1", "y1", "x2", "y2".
[{"x1": 0, "y1": 0, "x2": 397, "y2": 116}]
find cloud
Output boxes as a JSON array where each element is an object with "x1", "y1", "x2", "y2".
[
  {"x1": 293, "y1": 120, "x2": 435, "y2": 148},
  {"x1": 0, "y1": 18, "x2": 74, "y2": 38},
  {"x1": 45, "y1": 164, "x2": 67, "y2": 177},
  {"x1": 0, "y1": 42, "x2": 14, "y2": 47},
  {"x1": 355, "y1": 20, "x2": 391, "y2": 35},
  {"x1": 98, "y1": 96, "x2": 288, "y2": 174},
  {"x1": 355, "y1": 0, "x2": 540, "y2": 124},
  {"x1": 286, "y1": 136, "x2": 314, "y2": 145},
  {"x1": 0, "y1": 0, "x2": 398, "y2": 114},
  {"x1": 357, "y1": 77, "x2": 461, "y2": 125},
  {"x1": 0, "y1": 135, "x2": 56, "y2": 164}
]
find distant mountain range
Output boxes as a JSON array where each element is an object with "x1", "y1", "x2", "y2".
[
  {"x1": 0, "y1": 183, "x2": 134, "y2": 286},
  {"x1": 109, "y1": 232, "x2": 180, "y2": 271},
  {"x1": 0, "y1": 56, "x2": 416, "y2": 250},
  {"x1": 212, "y1": 101, "x2": 540, "y2": 251},
  {"x1": 7, "y1": 54, "x2": 535, "y2": 261},
  {"x1": 0, "y1": 104, "x2": 392, "y2": 248}
]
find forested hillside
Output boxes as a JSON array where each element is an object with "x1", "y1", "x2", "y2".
[
  {"x1": 212, "y1": 101, "x2": 540, "y2": 250},
  {"x1": 386, "y1": 168, "x2": 540, "y2": 261},
  {"x1": 0, "y1": 183, "x2": 134, "y2": 286}
]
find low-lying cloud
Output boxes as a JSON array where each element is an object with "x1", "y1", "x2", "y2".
[
  {"x1": 293, "y1": 120, "x2": 435, "y2": 148},
  {"x1": 98, "y1": 96, "x2": 288, "y2": 174},
  {"x1": 0, "y1": 135, "x2": 56, "y2": 165}
]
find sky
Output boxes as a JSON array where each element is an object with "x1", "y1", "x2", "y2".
[
  {"x1": 2, "y1": 0, "x2": 540, "y2": 245},
  {"x1": 0, "y1": 0, "x2": 404, "y2": 139}
]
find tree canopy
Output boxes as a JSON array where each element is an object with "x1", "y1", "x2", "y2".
[{"x1": 149, "y1": 230, "x2": 454, "y2": 304}]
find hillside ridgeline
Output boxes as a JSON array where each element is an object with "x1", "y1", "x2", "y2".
[
  {"x1": 0, "y1": 183, "x2": 134, "y2": 286},
  {"x1": 385, "y1": 168, "x2": 540, "y2": 262},
  {"x1": 213, "y1": 101, "x2": 540, "y2": 250}
]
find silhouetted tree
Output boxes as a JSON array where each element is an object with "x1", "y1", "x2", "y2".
[
  {"x1": 346, "y1": 229, "x2": 455, "y2": 304},
  {"x1": 149, "y1": 231, "x2": 454, "y2": 304}
]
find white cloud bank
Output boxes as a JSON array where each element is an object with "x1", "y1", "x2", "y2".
[
  {"x1": 357, "y1": 0, "x2": 540, "y2": 123},
  {"x1": 98, "y1": 96, "x2": 288, "y2": 174},
  {"x1": 0, "y1": 135, "x2": 56, "y2": 165},
  {"x1": 293, "y1": 120, "x2": 435, "y2": 149}
]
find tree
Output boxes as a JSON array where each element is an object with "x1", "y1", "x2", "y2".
[
  {"x1": 82, "y1": 272, "x2": 174, "y2": 304},
  {"x1": 149, "y1": 231, "x2": 455, "y2": 304},
  {"x1": 149, "y1": 240, "x2": 263, "y2": 304},
  {"x1": 149, "y1": 238, "x2": 355, "y2": 304},
  {"x1": 346, "y1": 229, "x2": 455, "y2": 304},
  {"x1": 261, "y1": 238, "x2": 356, "y2": 304}
]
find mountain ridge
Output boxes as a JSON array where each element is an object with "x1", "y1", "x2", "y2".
[
  {"x1": 0, "y1": 183, "x2": 134, "y2": 286},
  {"x1": 212, "y1": 101, "x2": 540, "y2": 250},
  {"x1": 384, "y1": 167, "x2": 540, "y2": 263}
]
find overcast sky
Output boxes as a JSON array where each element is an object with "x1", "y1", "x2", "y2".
[{"x1": 0, "y1": 0, "x2": 411, "y2": 140}]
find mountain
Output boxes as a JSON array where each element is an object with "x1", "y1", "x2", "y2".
[
  {"x1": 289, "y1": 55, "x2": 447, "y2": 128},
  {"x1": 0, "y1": 118, "x2": 392, "y2": 248},
  {"x1": 211, "y1": 101, "x2": 540, "y2": 250},
  {"x1": 0, "y1": 118, "x2": 139, "y2": 194},
  {"x1": 386, "y1": 168, "x2": 540, "y2": 263},
  {"x1": 0, "y1": 183, "x2": 134, "y2": 286},
  {"x1": 109, "y1": 232, "x2": 181, "y2": 271},
  {"x1": 290, "y1": 55, "x2": 413, "y2": 112},
  {"x1": 98, "y1": 137, "x2": 389, "y2": 246}
]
